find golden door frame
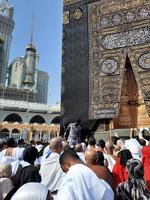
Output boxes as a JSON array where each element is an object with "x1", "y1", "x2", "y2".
[{"x1": 88, "y1": 0, "x2": 150, "y2": 127}]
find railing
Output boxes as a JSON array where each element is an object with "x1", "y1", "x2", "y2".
[{"x1": 0, "y1": 98, "x2": 60, "y2": 113}]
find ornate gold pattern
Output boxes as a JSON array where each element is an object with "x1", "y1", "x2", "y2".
[
  {"x1": 64, "y1": 0, "x2": 80, "y2": 6},
  {"x1": 73, "y1": 8, "x2": 83, "y2": 20},
  {"x1": 63, "y1": 11, "x2": 70, "y2": 25},
  {"x1": 88, "y1": 0, "x2": 150, "y2": 119},
  {"x1": 129, "y1": 48, "x2": 150, "y2": 115}
]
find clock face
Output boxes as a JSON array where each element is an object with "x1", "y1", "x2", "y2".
[
  {"x1": 0, "y1": 0, "x2": 10, "y2": 18},
  {"x1": 101, "y1": 59, "x2": 118, "y2": 74},
  {"x1": 0, "y1": 7, "x2": 9, "y2": 17}
]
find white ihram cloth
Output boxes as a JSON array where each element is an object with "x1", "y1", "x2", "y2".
[
  {"x1": 43, "y1": 145, "x2": 50, "y2": 155},
  {"x1": 39, "y1": 145, "x2": 52, "y2": 165},
  {"x1": 12, "y1": 147, "x2": 25, "y2": 160},
  {"x1": 104, "y1": 154, "x2": 116, "y2": 172},
  {"x1": 35, "y1": 144, "x2": 43, "y2": 152},
  {"x1": 40, "y1": 152, "x2": 64, "y2": 192},
  {"x1": 0, "y1": 147, "x2": 25, "y2": 161},
  {"x1": 0, "y1": 149, "x2": 6, "y2": 161},
  {"x1": 0, "y1": 147, "x2": 24, "y2": 175},
  {"x1": 11, "y1": 182, "x2": 49, "y2": 200},
  {"x1": 125, "y1": 138, "x2": 141, "y2": 159},
  {"x1": 77, "y1": 152, "x2": 86, "y2": 163},
  {"x1": 57, "y1": 164, "x2": 114, "y2": 200}
]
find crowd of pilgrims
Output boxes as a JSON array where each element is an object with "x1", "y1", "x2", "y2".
[{"x1": 0, "y1": 128, "x2": 150, "y2": 199}]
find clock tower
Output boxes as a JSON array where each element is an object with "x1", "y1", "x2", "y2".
[{"x1": 0, "y1": 0, "x2": 14, "y2": 86}]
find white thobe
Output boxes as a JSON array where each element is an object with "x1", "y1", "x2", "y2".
[
  {"x1": 77, "y1": 152, "x2": 86, "y2": 163},
  {"x1": 57, "y1": 164, "x2": 114, "y2": 200},
  {"x1": 104, "y1": 154, "x2": 116, "y2": 172},
  {"x1": 40, "y1": 152, "x2": 64, "y2": 192},
  {"x1": 125, "y1": 138, "x2": 141, "y2": 159}
]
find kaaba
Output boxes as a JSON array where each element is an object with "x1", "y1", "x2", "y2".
[{"x1": 61, "y1": 0, "x2": 150, "y2": 131}]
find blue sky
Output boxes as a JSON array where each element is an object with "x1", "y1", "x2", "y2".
[{"x1": 9, "y1": 0, "x2": 63, "y2": 105}]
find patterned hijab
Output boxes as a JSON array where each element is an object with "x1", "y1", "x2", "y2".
[
  {"x1": 127, "y1": 158, "x2": 144, "y2": 179},
  {"x1": 117, "y1": 158, "x2": 150, "y2": 200}
]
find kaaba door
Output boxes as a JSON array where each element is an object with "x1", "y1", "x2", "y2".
[
  {"x1": 88, "y1": 0, "x2": 150, "y2": 128},
  {"x1": 114, "y1": 57, "x2": 150, "y2": 129}
]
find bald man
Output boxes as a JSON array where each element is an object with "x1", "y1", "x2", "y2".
[
  {"x1": 57, "y1": 149, "x2": 114, "y2": 200},
  {"x1": 105, "y1": 141, "x2": 117, "y2": 172},
  {"x1": 85, "y1": 150, "x2": 115, "y2": 193},
  {"x1": 74, "y1": 144, "x2": 86, "y2": 163},
  {"x1": 40, "y1": 137, "x2": 65, "y2": 195}
]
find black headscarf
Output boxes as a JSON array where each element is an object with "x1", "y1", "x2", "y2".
[
  {"x1": 119, "y1": 149, "x2": 132, "y2": 165},
  {"x1": 23, "y1": 146, "x2": 38, "y2": 165},
  {"x1": 7, "y1": 138, "x2": 15, "y2": 147},
  {"x1": 97, "y1": 151, "x2": 104, "y2": 166}
]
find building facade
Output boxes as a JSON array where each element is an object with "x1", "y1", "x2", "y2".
[
  {"x1": 0, "y1": 0, "x2": 14, "y2": 85},
  {"x1": 36, "y1": 70, "x2": 49, "y2": 104},
  {"x1": 0, "y1": 86, "x2": 37, "y2": 102},
  {"x1": 62, "y1": 0, "x2": 150, "y2": 130},
  {"x1": 8, "y1": 45, "x2": 49, "y2": 104},
  {"x1": 8, "y1": 44, "x2": 38, "y2": 91},
  {"x1": 0, "y1": 98, "x2": 60, "y2": 142},
  {"x1": 0, "y1": 98, "x2": 60, "y2": 124},
  {"x1": 0, "y1": 1, "x2": 49, "y2": 104},
  {"x1": 0, "y1": 1, "x2": 59, "y2": 141}
]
